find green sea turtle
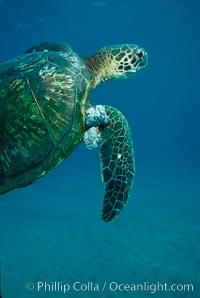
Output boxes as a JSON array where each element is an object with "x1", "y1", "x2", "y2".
[{"x1": 0, "y1": 41, "x2": 148, "y2": 222}]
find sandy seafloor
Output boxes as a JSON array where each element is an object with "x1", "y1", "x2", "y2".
[{"x1": 0, "y1": 155, "x2": 199, "y2": 298}]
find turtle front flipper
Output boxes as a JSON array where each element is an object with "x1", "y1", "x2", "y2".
[{"x1": 100, "y1": 106, "x2": 135, "y2": 222}]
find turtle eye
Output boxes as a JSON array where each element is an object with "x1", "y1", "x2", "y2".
[{"x1": 136, "y1": 49, "x2": 144, "y2": 59}]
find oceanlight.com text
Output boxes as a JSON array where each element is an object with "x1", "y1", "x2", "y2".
[{"x1": 26, "y1": 280, "x2": 194, "y2": 294}]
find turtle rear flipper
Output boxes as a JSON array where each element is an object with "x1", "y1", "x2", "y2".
[{"x1": 100, "y1": 106, "x2": 135, "y2": 222}]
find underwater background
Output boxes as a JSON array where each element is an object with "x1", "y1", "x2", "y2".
[{"x1": 0, "y1": 0, "x2": 199, "y2": 297}]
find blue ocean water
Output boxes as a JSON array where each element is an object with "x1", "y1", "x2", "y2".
[{"x1": 0, "y1": 0, "x2": 199, "y2": 297}]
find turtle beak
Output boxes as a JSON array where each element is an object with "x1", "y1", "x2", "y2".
[{"x1": 130, "y1": 47, "x2": 148, "y2": 73}]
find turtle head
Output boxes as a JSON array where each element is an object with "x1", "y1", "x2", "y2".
[
  {"x1": 84, "y1": 44, "x2": 148, "y2": 89},
  {"x1": 100, "y1": 44, "x2": 148, "y2": 80}
]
